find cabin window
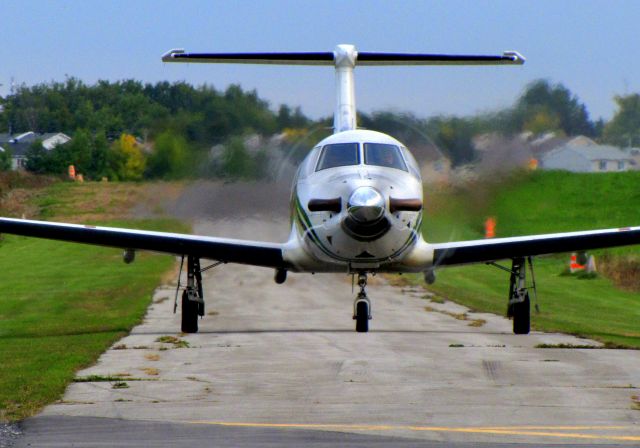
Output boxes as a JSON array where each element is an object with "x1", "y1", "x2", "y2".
[
  {"x1": 316, "y1": 143, "x2": 360, "y2": 171},
  {"x1": 364, "y1": 143, "x2": 407, "y2": 171}
]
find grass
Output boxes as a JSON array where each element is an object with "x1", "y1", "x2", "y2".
[
  {"x1": 419, "y1": 170, "x2": 640, "y2": 348},
  {"x1": 0, "y1": 180, "x2": 187, "y2": 422}
]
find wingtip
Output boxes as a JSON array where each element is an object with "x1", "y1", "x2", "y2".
[
  {"x1": 503, "y1": 50, "x2": 526, "y2": 65},
  {"x1": 161, "y1": 48, "x2": 185, "y2": 62}
]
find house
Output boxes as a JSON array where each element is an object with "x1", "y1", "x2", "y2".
[
  {"x1": 541, "y1": 142, "x2": 634, "y2": 172},
  {"x1": 0, "y1": 131, "x2": 71, "y2": 170}
]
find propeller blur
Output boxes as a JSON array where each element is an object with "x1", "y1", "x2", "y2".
[{"x1": 1, "y1": 45, "x2": 638, "y2": 333}]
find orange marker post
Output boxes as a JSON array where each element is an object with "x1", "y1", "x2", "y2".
[
  {"x1": 484, "y1": 217, "x2": 496, "y2": 239},
  {"x1": 68, "y1": 165, "x2": 76, "y2": 180}
]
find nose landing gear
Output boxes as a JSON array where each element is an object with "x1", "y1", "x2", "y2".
[{"x1": 353, "y1": 273, "x2": 372, "y2": 332}]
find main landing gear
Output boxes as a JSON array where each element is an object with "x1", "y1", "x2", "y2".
[
  {"x1": 488, "y1": 257, "x2": 538, "y2": 335},
  {"x1": 174, "y1": 255, "x2": 223, "y2": 333},
  {"x1": 353, "y1": 273, "x2": 372, "y2": 333},
  {"x1": 180, "y1": 255, "x2": 205, "y2": 333}
]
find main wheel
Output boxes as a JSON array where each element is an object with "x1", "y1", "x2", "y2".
[
  {"x1": 512, "y1": 292, "x2": 530, "y2": 335},
  {"x1": 355, "y1": 300, "x2": 369, "y2": 333},
  {"x1": 181, "y1": 290, "x2": 199, "y2": 333}
]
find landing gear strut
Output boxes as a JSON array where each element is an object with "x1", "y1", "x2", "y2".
[
  {"x1": 352, "y1": 273, "x2": 372, "y2": 333},
  {"x1": 488, "y1": 257, "x2": 538, "y2": 335},
  {"x1": 181, "y1": 255, "x2": 205, "y2": 333},
  {"x1": 507, "y1": 257, "x2": 530, "y2": 335}
]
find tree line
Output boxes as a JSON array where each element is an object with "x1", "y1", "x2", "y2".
[{"x1": 0, "y1": 77, "x2": 638, "y2": 178}]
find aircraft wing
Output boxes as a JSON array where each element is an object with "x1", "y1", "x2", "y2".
[
  {"x1": 431, "y1": 226, "x2": 640, "y2": 267},
  {"x1": 0, "y1": 217, "x2": 287, "y2": 269}
]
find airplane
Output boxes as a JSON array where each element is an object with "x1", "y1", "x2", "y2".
[{"x1": 0, "y1": 44, "x2": 638, "y2": 334}]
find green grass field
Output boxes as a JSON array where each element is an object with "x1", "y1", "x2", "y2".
[
  {"x1": 420, "y1": 170, "x2": 640, "y2": 347},
  {"x1": 0, "y1": 181, "x2": 186, "y2": 421}
]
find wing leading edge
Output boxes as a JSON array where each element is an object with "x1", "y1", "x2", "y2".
[
  {"x1": 431, "y1": 226, "x2": 640, "y2": 267},
  {"x1": 0, "y1": 217, "x2": 287, "y2": 269}
]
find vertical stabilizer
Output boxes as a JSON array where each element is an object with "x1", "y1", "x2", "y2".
[{"x1": 333, "y1": 45, "x2": 358, "y2": 133}]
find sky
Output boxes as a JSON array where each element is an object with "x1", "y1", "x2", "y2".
[{"x1": 1, "y1": 0, "x2": 638, "y2": 122}]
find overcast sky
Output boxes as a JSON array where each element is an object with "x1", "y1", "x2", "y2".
[{"x1": 1, "y1": 0, "x2": 638, "y2": 121}]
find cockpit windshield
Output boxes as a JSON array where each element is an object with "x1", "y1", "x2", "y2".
[
  {"x1": 364, "y1": 143, "x2": 408, "y2": 171},
  {"x1": 316, "y1": 143, "x2": 360, "y2": 171}
]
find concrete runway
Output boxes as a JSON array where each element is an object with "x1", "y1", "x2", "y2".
[{"x1": 14, "y1": 183, "x2": 640, "y2": 446}]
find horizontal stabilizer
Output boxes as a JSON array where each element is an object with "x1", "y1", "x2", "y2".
[
  {"x1": 162, "y1": 49, "x2": 525, "y2": 66},
  {"x1": 162, "y1": 49, "x2": 335, "y2": 65},
  {"x1": 356, "y1": 51, "x2": 525, "y2": 66}
]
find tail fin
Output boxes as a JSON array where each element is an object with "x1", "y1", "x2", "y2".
[{"x1": 162, "y1": 45, "x2": 525, "y2": 133}]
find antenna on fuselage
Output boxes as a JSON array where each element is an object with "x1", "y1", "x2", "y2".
[{"x1": 162, "y1": 45, "x2": 525, "y2": 135}]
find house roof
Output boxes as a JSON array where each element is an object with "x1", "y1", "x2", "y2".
[
  {"x1": 0, "y1": 133, "x2": 14, "y2": 143},
  {"x1": 3, "y1": 142, "x2": 31, "y2": 157},
  {"x1": 0, "y1": 131, "x2": 69, "y2": 142},
  {"x1": 545, "y1": 143, "x2": 633, "y2": 162}
]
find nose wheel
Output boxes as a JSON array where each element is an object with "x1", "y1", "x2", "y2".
[{"x1": 353, "y1": 273, "x2": 372, "y2": 332}]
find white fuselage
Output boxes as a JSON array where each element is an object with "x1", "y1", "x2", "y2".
[{"x1": 283, "y1": 129, "x2": 434, "y2": 273}]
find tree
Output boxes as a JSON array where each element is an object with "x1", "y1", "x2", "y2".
[
  {"x1": 63, "y1": 129, "x2": 92, "y2": 174},
  {"x1": 602, "y1": 94, "x2": 640, "y2": 147},
  {"x1": 221, "y1": 136, "x2": 254, "y2": 179},
  {"x1": 0, "y1": 147, "x2": 12, "y2": 171},
  {"x1": 89, "y1": 131, "x2": 109, "y2": 179},
  {"x1": 146, "y1": 131, "x2": 191, "y2": 179},
  {"x1": 513, "y1": 79, "x2": 595, "y2": 136},
  {"x1": 277, "y1": 105, "x2": 309, "y2": 130},
  {"x1": 425, "y1": 116, "x2": 477, "y2": 166},
  {"x1": 523, "y1": 110, "x2": 561, "y2": 135},
  {"x1": 110, "y1": 134, "x2": 146, "y2": 181},
  {"x1": 25, "y1": 140, "x2": 49, "y2": 174}
]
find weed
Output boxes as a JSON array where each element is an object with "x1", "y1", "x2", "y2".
[
  {"x1": 141, "y1": 367, "x2": 159, "y2": 376},
  {"x1": 145, "y1": 354, "x2": 160, "y2": 361},
  {"x1": 429, "y1": 296, "x2": 445, "y2": 304},
  {"x1": 536, "y1": 343, "x2": 638, "y2": 350},
  {"x1": 468, "y1": 319, "x2": 487, "y2": 327},
  {"x1": 449, "y1": 344, "x2": 465, "y2": 348},
  {"x1": 74, "y1": 375, "x2": 151, "y2": 382},
  {"x1": 112, "y1": 344, "x2": 127, "y2": 350},
  {"x1": 112, "y1": 382, "x2": 129, "y2": 389},
  {"x1": 155, "y1": 336, "x2": 189, "y2": 348},
  {"x1": 74, "y1": 375, "x2": 126, "y2": 382},
  {"x1": 425, "y1": 305, "x2": 475, "y2": 322}
]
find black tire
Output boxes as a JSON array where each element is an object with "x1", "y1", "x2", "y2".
[
  {"x1": 355, "y1": 301, "x2": 369, "y2": 333},
  {"x1": 512, "y1": 292, "x2": 530, "y2": 335},
  {"x1": 181, "y1": 290, "x2": 199, "y2": 333}
]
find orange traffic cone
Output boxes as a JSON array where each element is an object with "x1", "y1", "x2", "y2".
[{"x1": 570, "y1": 252, "x2": 586, "y2": 273}]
